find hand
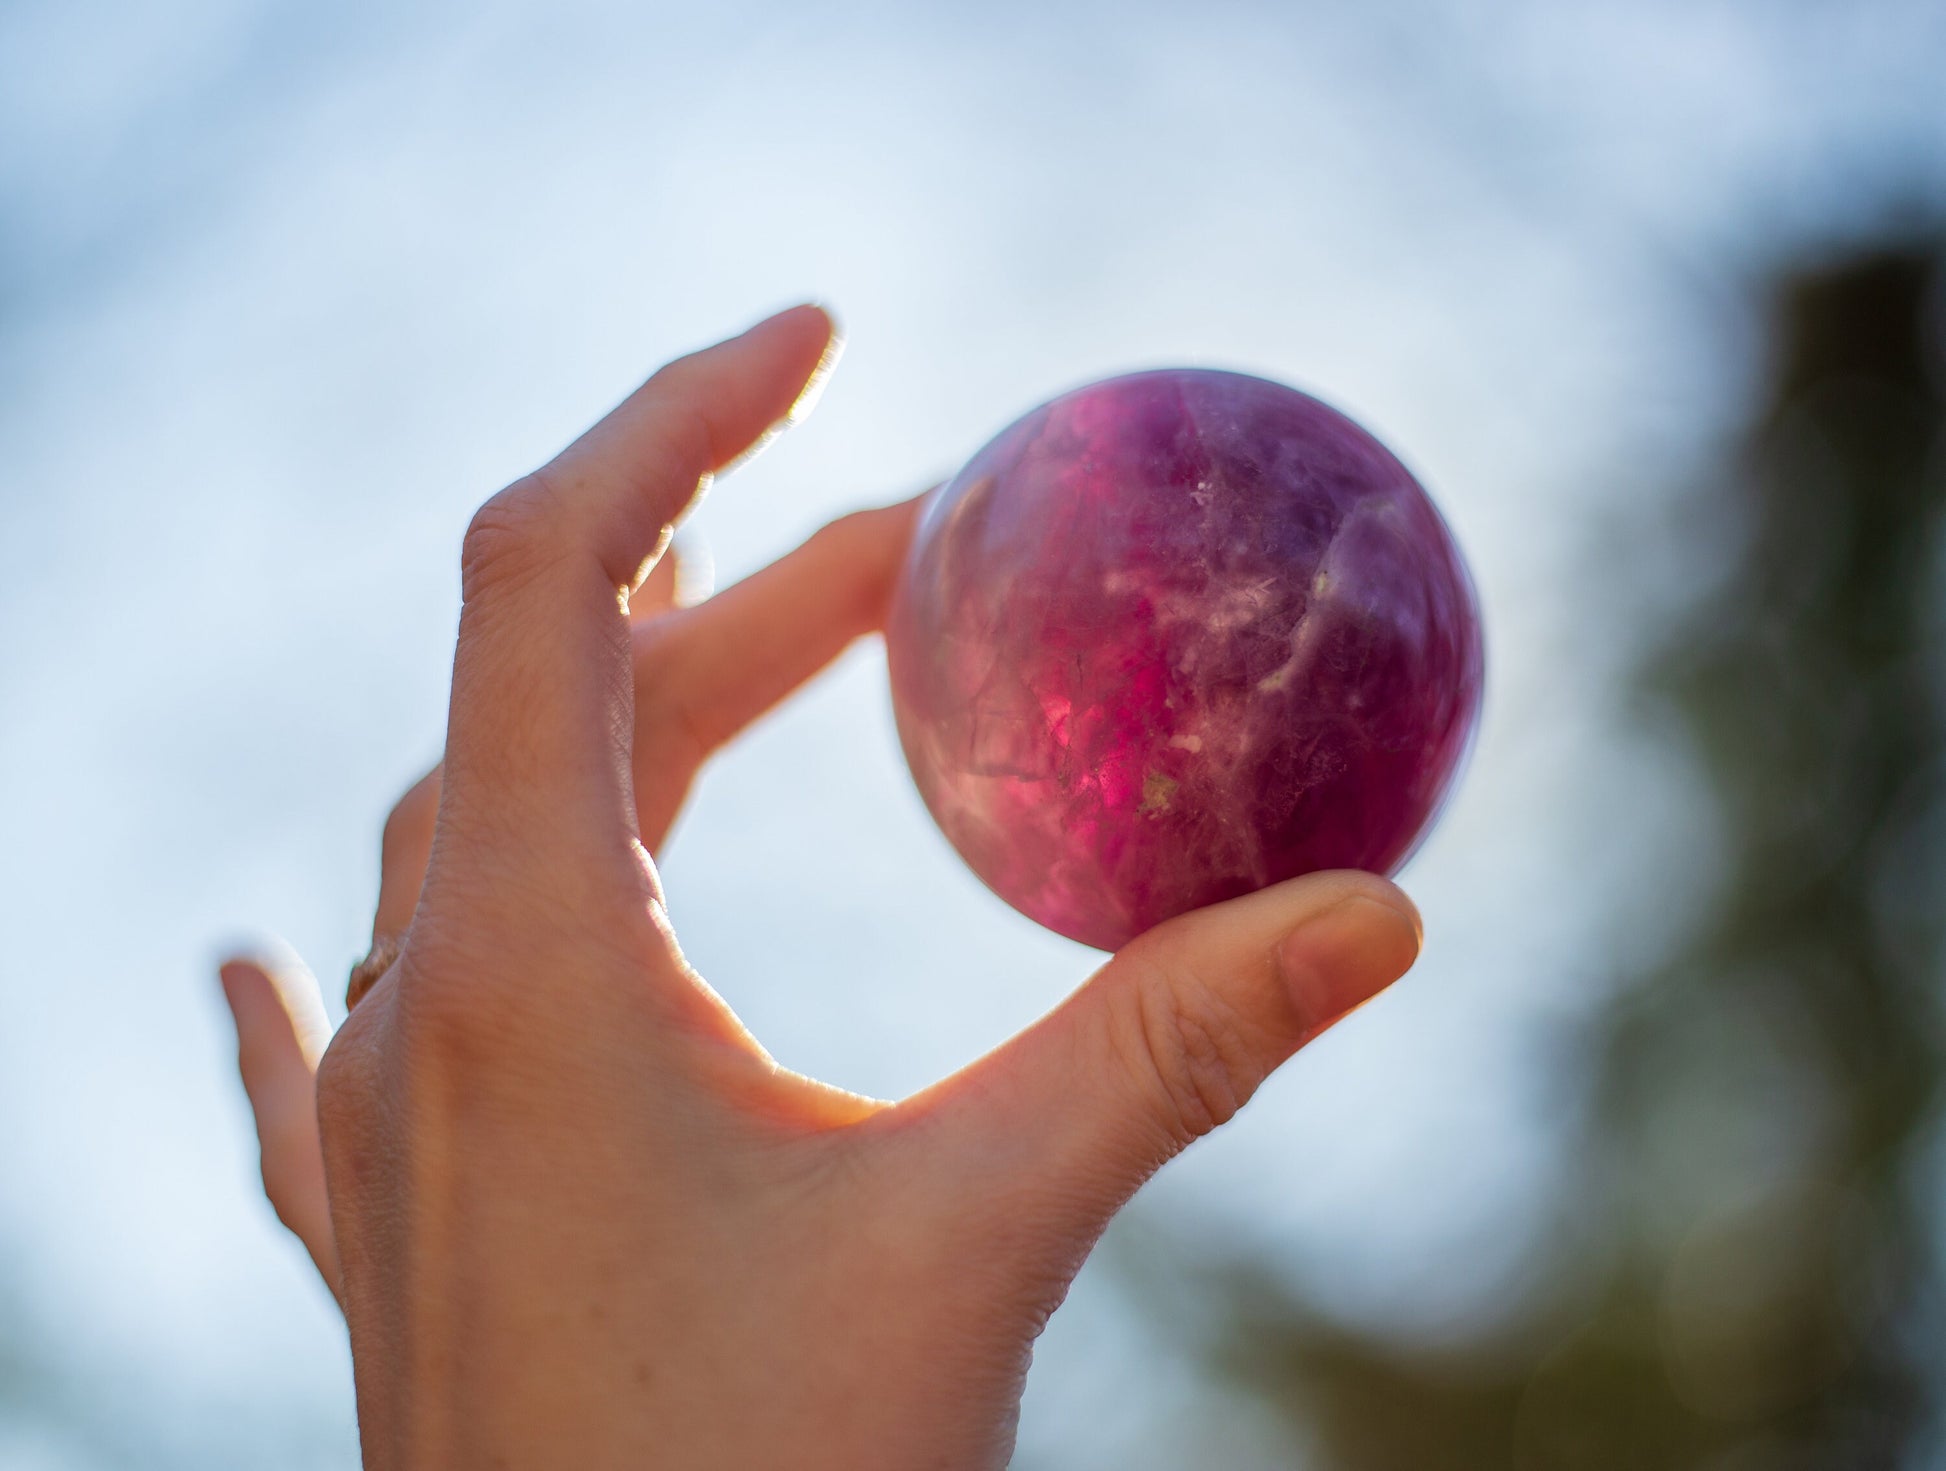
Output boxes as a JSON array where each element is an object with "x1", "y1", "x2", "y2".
[
  {"x1": 220, "y1": 305, "x2": 1421, "y2": 1470},
  {"x1": 222, "y1": 396, "x2": 918, "y2": 1298}
]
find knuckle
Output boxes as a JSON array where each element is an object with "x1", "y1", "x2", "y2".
[
  {"x1": 312, "y1": 1021, "x2": 369, "y2": 1134},
  {"x1": 460, "y1": 476, "x2": 564, "y2": 602},
  {"x1": 313, "y1": 1015, "x2": 389, "y2": 1216},
  {"x1": 393, "y1": 964, "x2": 506, "y2": 1060},
  {"x1": 1121, "y1": 960, "x2": 1263, "y2": 1145},
  {"x1": 383, "y1": 915, "x2": 566, "y2": 1061}
]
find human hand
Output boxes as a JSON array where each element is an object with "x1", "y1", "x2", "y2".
[
  {"x1": 222, "y1": 354, "x2": 918, "y2": 1296},
  {"x1": 221, "y1": 305, "x2": 1421, "y2": 1469}
]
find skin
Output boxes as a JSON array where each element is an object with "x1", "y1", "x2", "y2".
[{"x1": 218, "y1": 304, "x2": 1423, "y2": 1470}]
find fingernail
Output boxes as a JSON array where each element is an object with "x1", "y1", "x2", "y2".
[{"x1": 1278, "y1": 893, "x2": 1422, "y2": 1037}]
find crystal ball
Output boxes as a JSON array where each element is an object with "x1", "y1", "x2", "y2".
[{"x1": 884, "y1": 368, "x2": 1483, "y2": 952}]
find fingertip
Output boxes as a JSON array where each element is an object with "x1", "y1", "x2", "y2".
[
  {"x1": 1320, "y1": 869, "x2": 1422, "y2": 946},
  {"x1": 217, "y1": 945, "x2": 332, "y2": 1064},
  {"x1": 219, "y1": 962, "x2": 285, "y2": 1092},
  {"x1": 1276, "y1": 883, "x2": 1422, "y2": 1039},
  {"x1": 744, "y1": 301, "x2": 837, "y2": 361},
  {"x1": 218, "y1": 956, "x2": 269, "y2": 1016},
  {"x1": 680, "y1": 302, "x2": 846, "y2": 473},
  {"x1": 755, "y1": 299, "x2": 836, "y2": 335},
  {"x1": 782, "y1": 304, "x2": 844, "y2": 426}
]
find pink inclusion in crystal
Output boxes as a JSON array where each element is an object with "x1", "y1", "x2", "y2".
[{"x1": 885, "y1": 369, "x2": 1484, "y2": 952}]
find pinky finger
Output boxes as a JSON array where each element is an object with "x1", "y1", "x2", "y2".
[{"x1": 218, "y1": 955, "x2": 342, "y2": 1305}]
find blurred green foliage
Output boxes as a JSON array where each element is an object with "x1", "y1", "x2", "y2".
[{"x1": 1174, "y1": 240, "x2": 1946, "y2": 1468}]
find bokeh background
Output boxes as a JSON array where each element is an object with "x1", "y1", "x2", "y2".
[{"x1": 4, "y1": 2, "x2": 1946, "y2": 1466}]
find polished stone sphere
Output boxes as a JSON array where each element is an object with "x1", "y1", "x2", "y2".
[{"x1": 886, "y1": 368, "x2": 1483, "y2": 951}]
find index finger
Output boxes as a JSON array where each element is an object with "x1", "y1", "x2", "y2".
[{"x1": 438, "y1": 304, "x2": 838, "y2": 851}]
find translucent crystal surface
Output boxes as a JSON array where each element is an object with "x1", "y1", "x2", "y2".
[{"x1": 886, "y1": 369, "x2": 1484, "y2": 951}]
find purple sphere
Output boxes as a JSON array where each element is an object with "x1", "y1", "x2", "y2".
[{"x1": 886, "y1": 368, "x2": 1483, "y2": 951}]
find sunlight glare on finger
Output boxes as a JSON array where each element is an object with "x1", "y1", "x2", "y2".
[
  {"x1": 785, "y1": 322, "x2": 847, "y2": 428},
  {"x1": 240, "y1": 937, "x2": 334, "y2": 1063}
]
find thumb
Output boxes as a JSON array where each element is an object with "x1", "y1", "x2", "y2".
[{"x1": 940, "y1": 871, "x2": 1420, "y2": 1239}]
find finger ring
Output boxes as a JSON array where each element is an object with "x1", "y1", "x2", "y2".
[{"x1": 347, "y1": 931, "x2": 407, "y2": 1010}]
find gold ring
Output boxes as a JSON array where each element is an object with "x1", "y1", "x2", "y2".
[{"x1": 347, "y1": 931, "x2": 407, "y2": 1010}]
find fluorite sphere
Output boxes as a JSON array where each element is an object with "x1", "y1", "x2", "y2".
[{"x1": 885, "y1": 368, "x2": 1484, "y2": 952}]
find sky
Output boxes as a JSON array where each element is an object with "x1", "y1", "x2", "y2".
[{"x1": 2, "y1": 1, "x2": 1945, "y2": 1465}]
